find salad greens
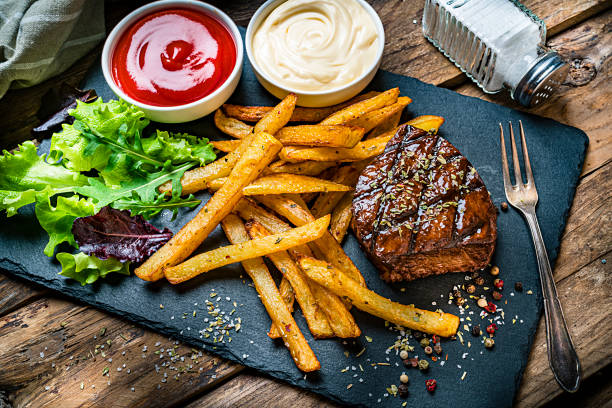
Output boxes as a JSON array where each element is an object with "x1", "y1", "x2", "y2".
[
  {"x1": 57, "y1": 252, "x2": 130, "y2": 286},
  {"x1": 0, "y1": 97, "x2": 216, "y2": 284}
]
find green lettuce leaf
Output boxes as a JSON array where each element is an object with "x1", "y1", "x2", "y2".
[
  {"x1": 0, "y1": 141, "x2": 88, "y2": 216},
  {"x1": 35, "y1": 194, "x2": 95, "y2": 256},
  {"x1": 57, "y1": 252, "x2": 130, "y2": 285},
  {"x1": 142, "y1": 131, "x2": 216, "y2": 166}
]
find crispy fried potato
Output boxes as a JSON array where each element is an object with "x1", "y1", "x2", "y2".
[
  {"x1": 276, "y1": 125, "x2": 364, "y2": 148},
  {"x1": 254, "y1": 93, "x2": 297, "y2": 135},
  {"x1": 310, "y1": 165, "x2": 360, "y2": 217},
  {"x1": 254, "y1": 195, "x2": 366, "y2": 288},
  {"x1": 222, "y1": 91, "x2": 380, "y2": 122},
  {"x1": 265, "y1": 160, "x2": 339, "y2": 176},
  {"x1": 221, "y1": 215, "x2": 319, "y2": 371},
  {"x1": 330, "y1": 191, "x2": 353, "y2": 243},
  {"x1": 368, "y1": 110, "x2": 402, "y2": 139},
  {"x1": 269, "y1": 276, "x2": 295, "y2": 339},
  {"x1": 207, "y1": 174, "x2": 352, "y2": 195},
  {"x1": 234, "y1": 199, "x2": 360, "y2": 338},
  {"x1": 246, "y1": 221, "x2": 334, "y2": 339},
  {"x1": 319, "y1": 88, "x2": 400, "y2": 125},
  {"x1": 299, "y1": 257, "x2": 460, "y2": 337},
  {"x1": 135, "y1": 132, "x2": 282, "y2": 281},
  {"x1": 210, "y1": 140, "x2": 240, "y2": 153},
  {"x1": 279, "y1": 115, "x2": 445, "y2": 163},
  {"x1": 163, "y1": 215, "x2": 330, "y2": 284},
  {"x1": 214, "y1": 109, "x2": 253, "y2": 138},
  {"x1": 347, "y1": 96, "x2": 411, "y2": 133}
]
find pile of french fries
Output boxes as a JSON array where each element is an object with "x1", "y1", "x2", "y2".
[{"x1": 136, "y1": 89, "x2": 459, "y2": 372}]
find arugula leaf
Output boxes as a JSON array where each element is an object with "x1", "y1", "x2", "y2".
[
  {"x1": 35, "y1": 194, "x2": 95, "y2": 256},
  {"x1": 111, "y1": 193, "x2": 201, "y2": 220},
  {"x1": 0, "y1": 141, "x2": 88, "y2": 216},
  {"x1": 57, "y1": 252, "x2": 130, "y2": 285}
]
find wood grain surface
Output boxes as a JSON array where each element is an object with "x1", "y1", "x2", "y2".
[{"x1": 0, "y1": 1, "x2": 610, "y2": 407}]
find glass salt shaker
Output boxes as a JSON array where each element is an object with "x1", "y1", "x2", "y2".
[{"x1": 422, "y1": 0, "x2": 568, "y2": 107}]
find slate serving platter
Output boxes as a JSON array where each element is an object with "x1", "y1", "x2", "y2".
[{"x1": 0, "y1": 28, "x2": 587, "y2": 407}]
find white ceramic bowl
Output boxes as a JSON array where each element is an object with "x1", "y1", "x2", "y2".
[
  {"x1": 246, "y1": 0, "x2": 385, "y2": 107},
  {"x1": 101, "y1": 0, "x2": 243, "y2": 123}
]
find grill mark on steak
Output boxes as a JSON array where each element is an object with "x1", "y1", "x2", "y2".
[{"x1": 352, "y1": 124, "x2": 497, "y2": 282}]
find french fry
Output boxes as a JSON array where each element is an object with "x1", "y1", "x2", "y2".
[
  {"x1": 246, "y1": 221, "x2": 334, "y2": 339},
  {"x1": 346, "y1": 97, "x2": 412, "y2": 133},
  {"x1": 319, "y1": 88, "x2": 400, "y2": 125},
  {"x1": 310, "y1": 165, "x2": 360, "y2": 217},
  {"x1": 222, "y1": 91, "x2": 380, "y2": 122},
  {"x1": 234, "y1": 199, "x2": 360, "y2": 338},
  {"x1": 207, "y1": 174, "x2": 352, "y2": 195},
  {"x1": 269, "y1": 277, "x2": 295, "y2": 339},
  {"x1": 265, "y1": 160, "x2": 339, "y2": 176},
  {"x1": 210, "y1": 140, "x2": 240, "y2": 153},
  {"x1": 254, "y1": 195, "x2": 366, "y2": 288},
  {"x1": 254, "y1": 93, "x2": 297, "y2": 135},
  {"x1": 163, "y1": 215, "x2": 331, "y2": 284},
  {"x1": 158, "y1": 132, "x2": 258, "y2": 196},
  {"x1": 276, "y1": 125, "x2": 365, "y2": 148},
  {"x1": 300, "y1": 257, "x2": 460, "y2": 337},
  {"x1": 221, "y1": 215, "x2": 319, "y2": 371},
  {"x1": 368, "y1": 110, "x2": 402, "y2": 139},
  {"x1": 279, "y1": 115, "x2": 445, "y2": 163},
  {"x1": 135, "y1": 132, "x2": 282, "y2": 281},
  {"x1": 214, "y1": 109, "x2": 253, "y2": 138},
  {"x1": 330, "y1": 191, "x2": 354, "y2": 243}
]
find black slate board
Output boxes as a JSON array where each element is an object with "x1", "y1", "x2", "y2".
[{"x1": 0, "y1": 28, "x2": 587, "y2": 407}]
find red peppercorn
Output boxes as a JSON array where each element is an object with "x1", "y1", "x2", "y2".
[
  {"x1": 426, "y1": 379, "x2": 437, "y2": 392},
  {"x1": 492, "y1": 290, "x2": 503, "y2": 300},
  {"x1": 484, "y1": 301, "x2": 497, "y2": 313},
  {"x1": 432, "y1": 335, "x2": 439, "y2": 344},
  {"x1": 494, "y1": 278, "x2": 504, "y2": 290},
  {"x1": 486, "y1": 323, "x2": 498, "y2": 335}
]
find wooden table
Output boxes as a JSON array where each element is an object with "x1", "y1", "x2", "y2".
[{"x1": 0, "y1": 1, "x2": 610, "y2": 407}]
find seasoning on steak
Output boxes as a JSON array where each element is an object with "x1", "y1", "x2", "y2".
[{"x1": 352, "y1": 125, "x2": 497, "y2": 282}]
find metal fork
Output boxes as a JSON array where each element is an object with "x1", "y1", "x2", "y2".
[{"x1": 499, "y1": 121, "x2": 581, "y2": 393}]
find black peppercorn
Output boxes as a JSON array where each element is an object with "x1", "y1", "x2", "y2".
[
  {"x1": 471, "y1": 325, "x2": 481, "y2": 337},
  {"x1": 398, "y1": 383, "x2": 409, "y2": 398},
  {"x1": 452, "y1": 289, "x2": 462, "y2": 299},
  {"x1": 501, "y1": 202, "x2": 508, "y2": 211},
  {"x1": 474, "y1": 276, "x2": 485, "y2": 286},
  {"x1": 515, "y1": 282, "x2": 523, "y2": 292},
  {"x1": 471, "y1": 271, "x2": 480, "y2": 280}
]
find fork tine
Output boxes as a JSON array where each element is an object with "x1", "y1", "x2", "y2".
[
  {"x1": 499, "y1": 123, "x2": 513, "y2": 194},
  {"x1": 508, "y1": 121, "x2": 523, "y2": 188},
  {"x1": 519, "y1": 121, "x2": 535, "y2": 186}
]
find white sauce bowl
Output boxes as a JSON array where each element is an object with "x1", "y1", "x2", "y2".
[
  {"x1": 101, "y1": 0, "x2": 243, "y2": 123},
  {"x1": 246, "y1": 0, "x2": 385, "y2": 107}
]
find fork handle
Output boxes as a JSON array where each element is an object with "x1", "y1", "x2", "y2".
[{"x1": 524, "y1": 210, "x2": 581, "y2": 392}]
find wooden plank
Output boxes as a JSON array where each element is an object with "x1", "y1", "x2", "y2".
[
  {"x1": 0, "y1": 273, "x2": 45, "y2": 316},
  {"x1": 0, "y1": 299, "x2": 243, "y2": 408},
  {"x1": 454, "y1": 9, "x2": 612, "y2": 176},
  {"x1": 372, "y1": 0, "x2": 609, "y2": 87}
]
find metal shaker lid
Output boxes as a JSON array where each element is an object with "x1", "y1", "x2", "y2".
[{"x1": 512, "y1": 52, "x2": 569, "y2": 108}]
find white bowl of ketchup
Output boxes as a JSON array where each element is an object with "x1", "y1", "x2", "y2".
[{"x1": 102, "y1": 0, "x2": 243, "y2": 123}]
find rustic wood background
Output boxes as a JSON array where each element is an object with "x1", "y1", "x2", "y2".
[{"x1": 0, "y1": 1, "x2": 610, "y2": 407}]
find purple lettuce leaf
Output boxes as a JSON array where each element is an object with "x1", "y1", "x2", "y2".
[{"x1": 72, "y1": 206, "x2": 172, "y2": 263}]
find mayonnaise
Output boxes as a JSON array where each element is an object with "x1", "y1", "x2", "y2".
[{"x1": 252, "y1": 0, "x2": 380, "y2": 93}]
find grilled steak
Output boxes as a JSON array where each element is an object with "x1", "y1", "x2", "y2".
[{"x1": 352, "y1": 125, "x2": 497, "y2": 282}]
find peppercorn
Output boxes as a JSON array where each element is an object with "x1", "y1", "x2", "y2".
[
  {"x1": 477, "y1": 298, "x2": 488, "y2": 308},
  {"x1": 400, "y1": 373, "x2": 409, "y2": 384},
  {"x1": 474, "y1": 276, "x2": 485, "y2": 286},
  {"x1": 486, "y1": 323, "x2": 498, "y2": 335},
  {"x1": 398, "y1": 383, "x2": 409, "y2": 398},
  {"x1": 399, "y1": 350, "x2": 409, "y2": 360},
  {"x1": 409, "y1": 358, "x2": 419, "y2": 368},
  {"x1": 490, "y1": 266, "x2": 500, "y2": 276},
  {"x1": 484, "y1": 301, "x2": 497, "y2": 313},
  {"x1": 452, "y1": 289, "x2": 462, "y2": 299},
  {"x1": 420, "y1": 338, "x2": 430, "y2": 348},
  {"x1": 471, "y1": 271, "x2": 480, "y2": 280},
  {"x1": 515, "y1": 281, "x2": 523, "y2": 292},
  {"x1": 402, "y1": 359, "x2": 412, "y2": 369},
  {"x1": 484, "y1": 337, "x2": 495, "y2": 348},
  {"x1": 424, "y1": 346, "x2": 433, "y2": 355},
  {"x1": 493, "y1": 278, "x2": 504, "y2": 290},
  {"x1": 492, "y1": 290, "x2": 503, "y2": 300},
  {"x1": 413, "y1": 331, "x2": 423, "y2": 340},
  {"x1": 433, "y1": 344, "x2": 442, "y2": 355},
  {"x1": 471, "y1": 325, "x2": 481, "y2": 337},
  {"x1": 425, "y1": 379, "x2": 437, "y2": 392},
  {"x1": 418, "y1": 359, "x2": 429, "y2": 371},
  {"x1": 455, "y1": 296, "x2": 466, "y2": 307},
  {"x1": 466, "y1": 284, "x2": 476, "y2": 294},
  {"x1": 501, "y1": 202, "x2": 508, "y2": 212}
]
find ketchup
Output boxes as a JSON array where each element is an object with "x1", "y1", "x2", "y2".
[{"x1": 112, "y1": 8, "x2": 236, "y2": 107}]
